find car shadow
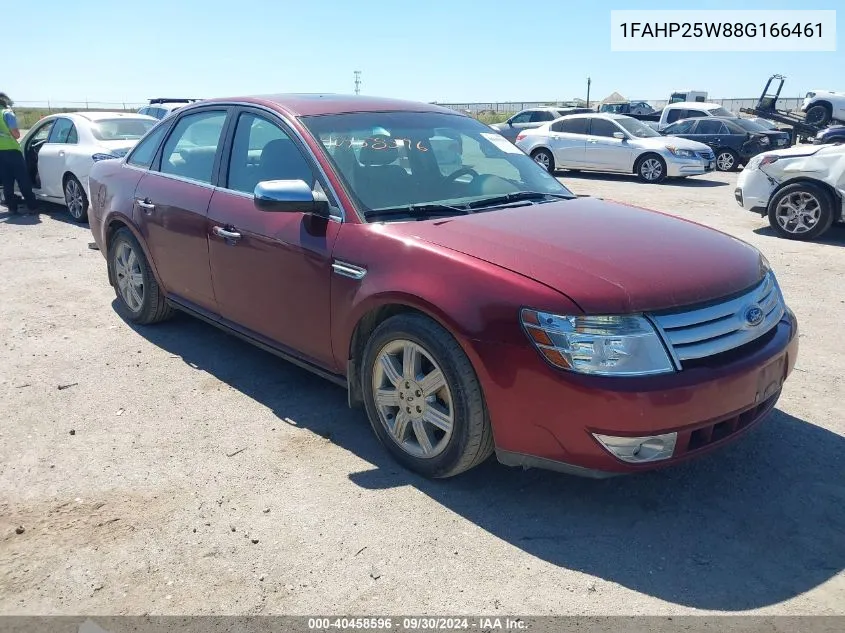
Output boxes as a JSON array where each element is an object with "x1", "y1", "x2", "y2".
[
  {"x1": 753, "y1": 223, "x2": 845, "y2": 246},
  {"x1": 119, "y1": 305, "x2": 845, "y2": 612},
  {"x1": 557, "y1": 171, "x2": 729, "y2": 187},
  {"x1": 0, "y1": 201, "x2": 82, "y2": 227}
]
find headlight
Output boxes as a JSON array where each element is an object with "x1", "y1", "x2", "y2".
[
  {"x1": 521, "y1": 310, "x2": 675, "y2": 376},
  {"x1": 759, "y1": 137, "x2": 770, "y2": 145},
  {"x1": 666, "y1": 146, "x2": 696, "y2": 158}
]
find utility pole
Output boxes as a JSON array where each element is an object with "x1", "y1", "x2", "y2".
[
  {"x1": 586, "y1": 77, "x2": 591, "y2": 108},
  {"x1": 354, "y1": 71, "x2": 362, "y2": 95}
]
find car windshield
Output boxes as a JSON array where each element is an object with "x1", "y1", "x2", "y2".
[
  {"x1": 732, "y1": 118, "x2": 769, "y2": 133},
  {"x1": 615, "y1": 117, "x2": 660, "y2": 138},
  {"x1": 91, "y1": 118, "x2": 157, "y2": 141},
  {"x1": 301, "y1": 111, "x2": 575, "y2": 221}
]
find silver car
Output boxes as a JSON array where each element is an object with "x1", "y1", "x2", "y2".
[
  {"x1": 489, "y1": 107, "x2": 593, "y2": 143},
  {"x1": 515, "y1": 113, "x2": 716, "y2": 183}
]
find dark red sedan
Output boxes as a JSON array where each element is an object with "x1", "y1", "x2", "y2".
[{"x1": 87, "y1": 94, "x2": 798, "y2": 479}]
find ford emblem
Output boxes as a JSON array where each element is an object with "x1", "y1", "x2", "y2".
[{"x1": 744, "y1": 305, "x2": 765, "y2": 327}]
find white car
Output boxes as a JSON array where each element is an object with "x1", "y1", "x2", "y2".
[
  {"x1": 801, "y1": 90, "x2": 845, "y2": 127},
  {"x1": 735, "y1": 144, "x2": 845, "y2": 241},
  {"x1": 515, "y1": 113, "x2": 716, "y2": 183},
  {"x1": 18, "y1": 112, "x2": 157, "y2": 222},
  {"x1": 137, "y1": 99, "x2": 199, "y2": 120}
]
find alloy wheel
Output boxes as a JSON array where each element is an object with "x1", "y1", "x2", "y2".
[
  {"x1": 114, "y1": 242, "x2": 145, "y2": 311},
  {"x1": 640, "y1": 158, "x2": 663, "y2": 181},
  {"x1": 716, "y1": 152, "x2": 735, "y2": 171},
  {"x1": 371, "y1": 339, "x2": 454, "y2": 459},
  {"x1": 533, "y1": 152, "x2": 551, "y2": 171},
  {"x1": 775, "y1": 191, "x2": 821, "y2": 235},
  {"x1": 65, "y1": 179, "x2": 85, "y2": 219}
]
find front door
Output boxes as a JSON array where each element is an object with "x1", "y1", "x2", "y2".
[
  {"x1": 583, "y1": 118, "x2": 632, "y2": 171},
  {"x1": 133, "y1": 108, "x2": 230, "y2": 313},
  {"x1": 22, "y1": 119, "x2": 55, "y2": 196},
  {"x1": 207, "y1": 109, "x2": 341, "y2": 369},
  {"x1": 36, "y1": 117, "x2": 76, "y2": 198}
]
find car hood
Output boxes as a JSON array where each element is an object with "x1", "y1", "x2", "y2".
[
  {"x1": 637, "y1": 136, "x2": 712, "y2": 151},
  {"x1": 385, "y1": 198, "x2": 764, "y2": 314}
]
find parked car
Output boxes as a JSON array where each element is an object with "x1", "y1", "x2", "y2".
[
  {"x1": 87, "y1": 94, "x2": 797, "y2": 479},
  {"x1": 488, "y1": 107, "x2": 593, "y2": 142},
  {"x1": 17, "y1": 112, "x2": 157, "y2": 222},
  {"x1": 138, "y1": 98, "x2": 200, "y2": 120},
  {"x1": 630, "y1": 102, "x2": 738, "y2": 131},
  {"x1": 811, "y1": 124, "x2": 845, "y2": 145},
  {"x1": 599, "y1": 101, "x2": 655, "y2": 115},
  {"x1": 801, "y1": 90, "x2": 845, "y2": 126},
  {"x1": 516, "y1": 113, "x2": 716, "y2": 182},
  {"x1": 735, "y1": 143, "x2": 845, "y2": 241},
  {"x1": 661, "y1": 116, "x2": 790, "y2": 171}
]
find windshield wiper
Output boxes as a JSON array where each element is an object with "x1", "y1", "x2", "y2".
[
  {"x1": 466, "y1": 191, "x2": 574, "y2": 209},
  {"x1": 365, "y1": 203, "x2": 470, "y2": 220}
]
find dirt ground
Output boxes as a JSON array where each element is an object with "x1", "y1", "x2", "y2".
[{"x1": 0, "y1": 170, "x2": 843, "y2": 616}]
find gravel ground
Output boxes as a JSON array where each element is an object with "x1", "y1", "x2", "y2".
[{"x1": 0, "y1": 170, "x2": 843, "y2": 616}]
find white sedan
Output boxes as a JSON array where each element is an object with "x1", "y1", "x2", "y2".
[
  {"x1": 18, "y1": 112, "x2": 157, "y2": 222},
  {"x1": 515, "y1": 113, "x2": 716, "y2": 183},
  {"x1": 735, "y1": 143, "x2": 845, "y2": 241}
]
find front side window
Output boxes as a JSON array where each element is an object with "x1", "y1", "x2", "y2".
[
  {"x1": 615, "y1": 117, "x2": 660, "y2": 138},
  {"x1": 226, "y1": 112, "x2": 315, "y2": 194},
  {"x1": 91, "y1": 117, "x2": 157, "y2": 142},
  {"x1": 510, "y1": 112, "x2": 532, "y2": 124},
  {"x1": 589, "y1": 118, "x2": 622, "y2": 138},
  {"x1": 666, "y1": 109, "x2": 684, "y2": 124},
  {"x1": 302, "y1": 111, "x2": 573, "y2": 221},
  {"x1": 664, "y1": 119, "x2": 696, "y2": 135},
  {"x1": 48, "y1": 118, "x2": 76, "y2": 144},
  {"x1": 159, "y1": 111, "x2": 227, "y2": 183},
  {"x1": 29, "y1": 120, "x2": 55, "y2": 143},
  {"x1": 126, "y1": 123, "x2": 170, "y2": 169},
  {"x1": 530, "y1": 111, "x2": 555, "y2": 122}
]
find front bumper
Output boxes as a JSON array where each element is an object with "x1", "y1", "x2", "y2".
[
  {"x1": 470, "y1": 309, "x2": 798, "y2": 476},
  {"x1": 735, "y1": 167, "x2": 775, "y2": 213},
  {"x1": 665, "y1": 155, "x2": 716, "y2": 177}
]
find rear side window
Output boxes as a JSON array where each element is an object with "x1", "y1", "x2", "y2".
[
  {"x1": 48, "y1": 118, "x2": 76, "y2": 144},
  {"x1": 552, "y1": 118, "x2": 589, "y2": 134},
  {"x1": 530, "y1": 111, "x2": 555, "y2": 122},
  {"x1": 510, "y1": 112, "x2": 532, "y2": 124},
  {"x1": 159, "y1": 111, "x2": 228, "y2": 184},
  {"x1": 126, "y1": 123, "x2": 169, "y2": 169}
]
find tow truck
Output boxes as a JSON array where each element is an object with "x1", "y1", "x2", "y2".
[{"x1": 740, "y1": 75, "x2": 830, "y2": 144}]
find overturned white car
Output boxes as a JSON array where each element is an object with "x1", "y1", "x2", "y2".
[{"x1": 734, "y1": 144, "x2": 845, "y2": 241}]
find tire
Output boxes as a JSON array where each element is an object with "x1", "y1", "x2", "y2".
[
  {"x1": 64, "y1": 174, "x2": 89, "y2": 223},
  {"x1": 361, "y1": 313, "x2": 494, "y2": 478},
  {"x1": 715, "y1": 149, "x2": 739, "y2": 172},
  {"x1": 636, "y1": 154, "x2": 667, "y2": 183},
  {"x1": 530, "y1": 148, "x2": 555, "y2": 173},
  {"x1": 805, "y1": 104, "x2": 831, "y2": 127},
  {"x1": 108, "y1": 228, "x2": 174, "y2": 324},
  {"x1": 767, "y1": 182, "x2": 835, "y2": 241}
]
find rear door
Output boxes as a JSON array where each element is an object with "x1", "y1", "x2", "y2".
[
  {"x1": 206, "y1": 107, "x2": 341, "y2": 368},
  {"x1": 34, "y1": 117, "x2": 75, "y2": 197},
  {"x1": 133, "y1": 107, "x2": 231, "y2": 313},
  {"x1": 547, "y1": 117, "x2": 588, "y2": 167},
  {"x1": 583, "y1": 118, "x2": 632, "y2": 171}
]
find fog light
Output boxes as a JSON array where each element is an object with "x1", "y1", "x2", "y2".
[{"x1": 592, "y1": 432, "x2": 677, "y2": 463}]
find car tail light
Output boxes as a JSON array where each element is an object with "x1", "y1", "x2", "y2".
[{"x1": 515, "y1": 132, "x2": 526, "y2": 142}]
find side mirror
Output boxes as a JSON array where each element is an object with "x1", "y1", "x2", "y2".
[
  {"x1": 507, "y1": 120, "x2": 514, "y2": 127},
  {"x1": 253, "y1": 180, "x2": 330, "y2": 217},
  {"x1": 613, "y1": 132, "x2": 625, "y2": 139}
]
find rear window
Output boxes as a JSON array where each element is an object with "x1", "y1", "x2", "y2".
[{"x1": 91, "y1": 118, "x2": 157, "y2": 141}]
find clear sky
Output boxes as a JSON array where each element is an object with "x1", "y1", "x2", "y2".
[{"x1": 5, "y1": 0, "x2": 842, "y2": 106}]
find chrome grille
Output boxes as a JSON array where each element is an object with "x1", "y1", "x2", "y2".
[{"x1": 650, "y1": 272, "x2": 785, "y2": 365}]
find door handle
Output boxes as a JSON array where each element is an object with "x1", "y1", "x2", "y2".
[
  {"x1": 213, "y1": 226, "x2": 242, "y2": 240},
  {"x1": 58, "y1": 150, "x2": 65, "y2": 157},
  {"x1": 135, "y1": 198, "x2": 155, "y2": 214}
]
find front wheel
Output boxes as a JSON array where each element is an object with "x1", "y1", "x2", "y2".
[
  {"x1": 715, "y1": 149, "x2": 739, "y2": 172},
  {"x1": 530, "y1": 148, "x2": 555, "y2": 173},
  {"x1": 64, "y1": 175, "x2": 89, "y2": 222},
  {"x1": 636, "y1": 154, "x2": 666, "y2": 183},
  {"x1": 768, "y1": 182, "x2": 834, "y2": 241},
  {"x1": 361, "y1": 313, "x2": 494, "y2": 478}
]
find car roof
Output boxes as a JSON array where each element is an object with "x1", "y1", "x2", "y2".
[
  {"x1": 42, "y1": 111, "x2": 156, "y2": 122},
  {"x1": 197, "y1": 93, "x2": 463, "y2": 118},
  {"x1": 665, "y1": 102, "x2": 723, "y2": 109}
]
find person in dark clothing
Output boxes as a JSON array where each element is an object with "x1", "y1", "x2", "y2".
[{"x1": 0, "y1": 92, "x2": 39, "y2": 214}]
